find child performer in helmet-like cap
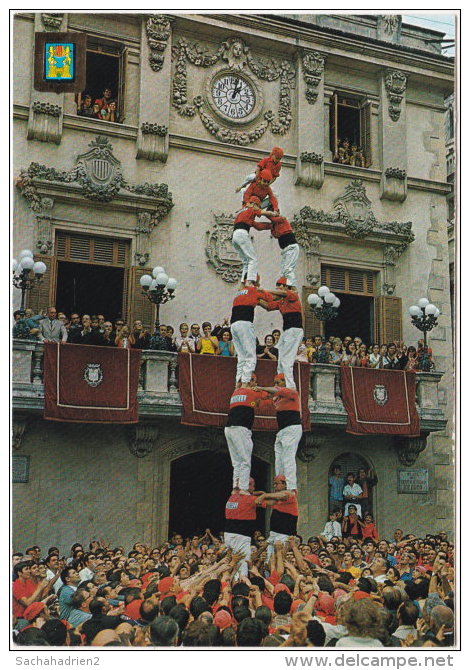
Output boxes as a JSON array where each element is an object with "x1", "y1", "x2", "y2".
[
  {"x1": 242, "y1": 169, "x2": 280, "y2": 213},
  {"x1": 235, "y1": 146, "x2": 284, "y2": 193},
  {"x1": 231, "y1": 196, "x2": 272, "y2": 284}
]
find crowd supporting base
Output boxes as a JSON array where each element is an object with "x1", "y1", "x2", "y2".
[{"x1": 12, "y1": 526, "x2": 454, "y2": 648}]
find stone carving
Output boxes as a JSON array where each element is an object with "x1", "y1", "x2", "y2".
[
  {"x1": 129, "y1": 424, "x2": 159, "y2": 458},
  {"x1": 136, "y1": 211, "x2": 154, "y2": 235},
  {"x1": 206, "y1": 213, "x2": 243, "y2": 283},
  {"x1": 13, "y1": 415, "x2": 31, "y2": 451},
  {"x1": 41, "y1": 13, "x2": 64, "y2": 31},
  {"x1": 377, "y1": 15, "x2": 402, "y2": 43},
  {"x1": 141, "y1": 122, "x2": 168, "y2": 136},
  {"x1": 301, "y1": 50, "x2": 325, "y2": 104},
  {"x1": 296, "y1": 152, "x2": 324, "y2": 189},
  {"x1": 194, "y1": 427, "x2": 226, "y2": 452},
  {"x1": 382, "y1": 282, "x2": 396, "y2": 295},
  {"x1": 385, "y1": 167, "x2": 406, "y2": 180},
  {"x1": 385, "y1": 70, "x2": 407, "y2": 122},
  {"x1": 146, "y1": 15, "x2": 173, "y2": 72},
  {"x1": 31, "y1": 101, "x2": 62, "y2": 117},
  {"x1": 296, "y1": 433, "x2": 319, "y2": 462},
  {"x1": 135, "y1": 251, "x2": 149, "y2": 267},
  {"x1": 292, "y1": 180, "x2": 415, "y2": 247},
  {"x1": 383, "y1": 244, "x2": 400, "y2": 266},
  {"x1": 17, "y1": 136, "x2": 174, "y2": 223},
  {"x1": 394, "y1": 432, "x2": 429, "y2": 466},
  {"x1": 300, "y1": 152, "x2": 323, "y2": 164},
  {"x1": 36, "y1": 214, "x2": 53, "y2": 254},
  {"x1": 382, "y1": 167, "x2": 407, "y2": 202},
  {"x1": 171, "y1": 37, "x2": 295, "y2": 144}
]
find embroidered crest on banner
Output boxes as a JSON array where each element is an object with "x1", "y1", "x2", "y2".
[
  {"x1": 373, "y1": 384, "x2": 388, "y2": 406},
  {"x1": 83, "y1": 363, "x2": 103, "y2": 388}
]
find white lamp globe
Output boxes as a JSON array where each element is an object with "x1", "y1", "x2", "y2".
[
  {"x1": 307, "y1": 293, "x2": 320, "y2": 306},
  {"x1": 418, "y1": 298, "x2": 429, "y2": 309},
  {"x1": 333, "y1": 297, "x2": 341, "y2": 308},
  {"x1": 12, "y1": 259, "x2": 18, "y2": 271},
  {"x1": 152, "y1": 266, "x2": 165, "y2": 278},
  {"x1": 149, "y1": 279, "x2": 158, "y2": 291},
  {"x1": 434, "y1": 308, "x2": 440, "y2": 317},
  {"x1": 33, "y1": 261, "x2": 47, "y2": 275},
  {"x1": 20, "y1": 256, "x2": 34, "y2": 271},
  {"x1": 139, "y1": 274, "x2": 153, "y2": 288},
  {"x1": 19, "y1": 249, "x2": 34, "y2": 259},
  {"x1": 425, "y1": 303, "x2": 437, "y2": 316},
  {"x1": 167, "y1": 278, "x2": 177, "y2": 291},
  {"x1": 156, "y1": 272, "x2": 169, "y2": 286},
  {"x1": 324, "y1": 292, "x2": 335, "y2": 304},
  {"x1": 409, "y1": 305, "x2": 420, "y2": 317},
  {"x1": 318, "y1": 285, "x2": 330, "y2": 297}
]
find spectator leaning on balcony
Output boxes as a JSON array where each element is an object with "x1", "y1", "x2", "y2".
[
  {"x1": 130, "y1": 320, "x2": 151, "y2": 349},
  {"x1": 174, "y1": 323, "x2": 195, "y2": 353},
  {"x1": 149, "y1": 325, "x2": 175, "y2": 352},
  {"x1": 197, "y1": 322, "x2": 220, "y2": 355},
  {"x1": 12, "y1": 309, "x2": 43, "y2": 341},
  {"x1": 38, "y1": 307, "x2": 68, "y2": 343}
]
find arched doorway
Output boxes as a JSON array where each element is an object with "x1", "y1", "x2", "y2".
[
  {"x1": 329, "y1": 452, "x2": 376, "y2": 518},
  {"x1": 168, "y1": 451, "x2": 269, "y2": 539}
]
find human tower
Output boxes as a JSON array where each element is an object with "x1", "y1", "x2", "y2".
[{"x1": 223, "y1": 147, "x2": 305, "y2": 575}]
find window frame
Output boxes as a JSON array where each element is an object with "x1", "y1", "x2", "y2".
[{"x1": 329, "y1": 90, "x2": 372, "y2": 168}]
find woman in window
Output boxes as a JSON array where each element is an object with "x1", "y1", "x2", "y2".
[
  {"x1": 256, "y1": 334, "x2": 278, "y2": 361},
  {"x1": 218, "y1": 329, "x2": 235, "y2": 357}
]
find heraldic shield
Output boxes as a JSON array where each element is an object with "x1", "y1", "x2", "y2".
[
  {"x1": 78, "y1": 137, "x2": 121, "y2": 186},
  {"x1": 373, "y1": 384, "x2": 388, "y2": 406}
]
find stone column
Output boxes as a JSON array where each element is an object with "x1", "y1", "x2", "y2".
[
  {"x1": 295, "y1": 49, "x2": 326, "y2": 189},
  {"x1": 136, "y1": 15, "x2": 174, "y2": 162},
  {"x1": 27, "y1": 14, "x2": 67, "y2": 145},
  {"x1": 379, "y1": 69, "x2": 408, "y2": 202}
]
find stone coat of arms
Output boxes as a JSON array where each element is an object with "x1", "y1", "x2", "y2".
[{"x1": 206, "y1": 213, "x2": 243, "y2": 283}]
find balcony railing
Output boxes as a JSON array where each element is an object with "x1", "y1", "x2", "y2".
[{"x1": 12, "y1": 340, "x2": 447, "y2": 431}]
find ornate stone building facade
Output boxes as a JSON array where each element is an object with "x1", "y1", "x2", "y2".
[{"x1": 12, "y1": 13, "x2": 454, "y2": 548}]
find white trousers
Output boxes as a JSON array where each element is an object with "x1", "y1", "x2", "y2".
[
  {"x1": 266, "y1": 531, "x2": 289, "y2": 560},
  {"x1": 224, "y1": 532, "x2": 252, "y2": 577},
  {"x1": 232, "y1": 229, "x2": 258, "y2": 282},
  {"x1": 280, "y1": 243, "x2": 300, "y2": 287},
  {"x1": 274, "y1": 424, "x2": 302, "y2": 490},
  {"x1": 231, "y1": 320, "x2": 256, "y2": 383},
  {"x1": 277, "y1": 327, "x2": 304, "y2": 389},
  {"x1": 224, "y1": 425, "x2": 253, "y2": 490}
]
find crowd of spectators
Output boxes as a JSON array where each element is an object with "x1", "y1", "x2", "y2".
[
  {"x1": 77, "y1": 87, "x2": 121, "y2": 123},
  {"x1": 12, "y1": 525, "x2": 454, "y2": 648},
  {"x1": 12, "y1": 309, "x2": 434, "y2": 370}
]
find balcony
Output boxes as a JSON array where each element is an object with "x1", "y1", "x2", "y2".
[{"x1": 12, "y1": 340, "x2": 447, "y2": 433}]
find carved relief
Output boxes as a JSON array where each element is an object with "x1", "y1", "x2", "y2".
[
  {"x1": 36, "y1": 214, "x2": 53, "y2": 255},
  {"x1": 13, "y1": 415, "x2": 31, "y2": 451},
  {"x1": 295, "y1": 152, "x2": 324, "y2": 189},
  {"x1": 382, "y1": 167, "x2": 407, "y2": 203},
  {"x1": 137, "y1": 124, "x2": 169, "y2": 162},
  {"x1": 377, "y1": 15, "x2": 402, "y2": 43},
  {"x1": 301, "y1": 50, "x2": 325, "y2": 104},
  {"x1": 31, "y1": 101, "x2": 62, "y2": 117},
  {"x1": 334, "y1": 180, "x2": 377, "y2": 238},
  {"x1": 129, "y1": 424, "x2": 160, "y2": 458},
  {"x1": 146, "y1": 15, "x2": 173, "y2": 72},
  {"x1": 206, "y1": 213, "x2": 243, "y2": 283},
  {"x1": 141, "y1": 123, "x2": 168, "y2": 136},
  {"x1": 394, "y1": 433, "x2": 429, "y2": 466},
  {"x1": 27, "y1": 101, "x2": 63, "y2": 145},
  {"x1": 171, "y1": 37, "x2": 295, "y2": 145},
  {"x1": 297, "y1": 431, "x2": 329, "y2": 462},
  {"x1": 384, "y1": 70, "x2": 407, "y2": 122},
  {"x1": 40, "y1": 13, "x2": 64, "y2": 31}
]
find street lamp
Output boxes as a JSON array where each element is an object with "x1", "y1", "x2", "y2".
[
  {"x1": 307, "y1": 286, "x2": 340, "y2": 363},
  {"x1": 140, "y1": 265, "x2": 177, "y2": 328},
  {"x1": 12, "y1": 250, "x2": 47, "y2": 315},
  {"x1": 408, "y1": 298, "x2": 439, "y2": 372}
]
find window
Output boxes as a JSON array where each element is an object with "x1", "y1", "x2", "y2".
[
  {"x1": 76, "y1": 40, "x2": 127, "y2": 123},
  {"x1": 330, "y1": 92, "x2": 372, "y2": 167}
]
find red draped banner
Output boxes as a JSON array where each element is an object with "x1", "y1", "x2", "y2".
[
  {"x1": 44, "y1": 342, "x2": 141, "y2": 423},
  {"x1": 178, "y1": 354, "x2": 311, "y2": 431},
  {"x1": 340, "y1": 366, "x2": 420, "y2": 436}
]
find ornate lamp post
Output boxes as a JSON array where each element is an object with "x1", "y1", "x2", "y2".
[
  {"x1": 139, "y1": 265, "x2": 177, "y2": 329},
  {"x1": 408, "y1": 298, "x2": 439, "y2": 372},
  {"x1": 307, "y1": 285, "x2": 340, "y2": 363},
  {"x1": 12, "y1": 250, "x2": 47, "y2": 315}
]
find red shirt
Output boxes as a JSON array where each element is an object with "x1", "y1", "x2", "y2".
[
  {"x1": 225, "y1": 493, "x2": 257, "y2": 520},
  {"x1": 243, "y1": 182, "x2": 279, "y2": 211},
  {"x1": 273, "y1": 494, "x2": 298, "y2": 516},
  {"x1": 266, "y1": 290, "x2": 303, "y2": 330},
  {"x1": 267, "y1": 216, "x2": 293, "y2": 238},
  {"x1": 361, "y1": 523, "x2": 379, "y2": 541},
  {"x1": 13, "y1": 578, "x2": 37, "y2": 618},
  {"x1": 228, "y1": 388, "x2": 268, "y2": 410},
  {"x1": 231, "y1": 286, "x2": 272, "y2": 324},
  {"x1": 258, "y1": 156, "x2": 282, "y2": 179},
  {"x1": 272, "y1": 387, "x2": 300, "y2": 413},
  {"x1": 234, "y1": 207, "x2": 259, "y2": 228}
]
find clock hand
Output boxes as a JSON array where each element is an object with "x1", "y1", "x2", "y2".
[{"x1": 230, "y1": 79, "x2": 243, "y2": 100}]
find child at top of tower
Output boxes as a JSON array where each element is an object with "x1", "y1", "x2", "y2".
[
  {"x1": 235, "y1": 146, "x2": 284, "y2": 193},
  {"x1": 242, "y1": 170, "x2": 279, "y2": 214}
]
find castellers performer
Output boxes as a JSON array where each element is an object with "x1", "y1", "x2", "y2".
[
  {"x1": 224, "y1": 477, "x2": 263, "y2": 578},
  {"x1": 232, "y1": 196, "x2": 271, "y2": 284},
  {"x1": 251, "y1": 213, "x2": 300, "y2": 288},
  {"x1": 256, "y1": 475, "x2": 298, "y2": 558},
  {"x1": 225, "y1": 374, "x2": 269, "y2": 495},
  {"x1": 235, "y1": 146, "x2": 284, "y2": 193},
  {"x1": 243, "y1": 169, "x2": 279, "y2": 213},
  {"x1": 230, "y1": 277, "x2": 272, "y2": 385},
  {"x1": 255, "y1": 373, "x2": 302, "y2": 493},
  {"x1": 259, "y1": 278, "x2": 303, "y2": 389}
]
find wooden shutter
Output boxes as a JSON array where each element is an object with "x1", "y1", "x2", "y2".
[
  {"x1": 330, "y1": 93, "x2": 338, "y2": 155},
  {"x1": 118, "y1": 47, "x2": 128, "y2": 122},
  {"x1": 26, "y1": 256, "x2": 56, "y2": 313},
  {"x1": 55, "y1": 232, "x2": 129, "y2": 267},
  {"x1": 321, "y1": 267, "x2": 375, "y2": 296},
  {"x1": 127, "y1": 267, "x2": 155, "y2": 330},
  {"x1": 360, "y1": 100, "x2": 372, "y2": 167},
  {"x1": 375, "y1": 296, "x2": 402, "y2": 345},
  {"x1": 302, "y1": 286, "x2": 322, "y2": 338}
]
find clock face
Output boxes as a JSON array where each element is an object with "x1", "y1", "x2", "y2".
[{"x1": 211, "y1": 75, "x2": 256, "y2": 120}]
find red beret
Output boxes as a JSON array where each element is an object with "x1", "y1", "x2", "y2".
[
  {"x1": 214, "y1": 609, "x2": 233, "y2": 631},
  {"x1": 259, "y1": 169, "x2": 273, "y2": 181},
  {"x1": 274, "y1": 373, "x2": 285, "y2": 382},
  {"x1": 271, "y1": 147, "x2": 284, "y2": 158},
  {"x1": 276, "y1": 277, "x2": 287, "y2": 286},
  {"x1": 24, "y1": 602, "x2": 45, "y2": 621},
  {"x1": 274, "y1": 474, "x2": 286, "y2": 483}
]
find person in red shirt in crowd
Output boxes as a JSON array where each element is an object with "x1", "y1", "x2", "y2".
[
  {"x1": 358, "y1": 513, "x2": 379, "y2": 541},
  {"x1": 230, "y1": 277, "x2": 272, "y2": 386},
  {"x1": 224, "y1": 477, "x2": 261, "y2": 577},
  {"x1": 257, "y1": 475, "x2": 298, "y2": 559},
  {"x1": 13, "y1": 561, "x2": 49, "y2": 621},
  {"x1": 224, "y1": 374, "x2": 269, "y2": 495},
  {"x1": 235, "y1": 147, "x2": 284, "y2": 193},
  {"x1": 231, "y1": 196, "x2": 272, "y2": 284},
  {"x1": 255, "y1": 373, "x2": 302, "y2": 493},
  {"x1": 259, "y1": 278, "x2": 304, "y2": 389},
  {"x1": 243, "y1": 170, "x2": 279, "y2": 213}
]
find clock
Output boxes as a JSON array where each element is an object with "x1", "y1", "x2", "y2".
[{"x1": 206, "y1": 70, "x2": 263, "y2": 125}]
